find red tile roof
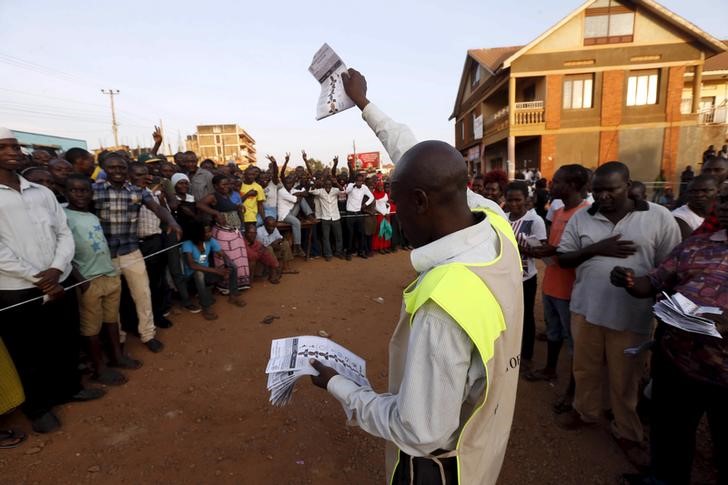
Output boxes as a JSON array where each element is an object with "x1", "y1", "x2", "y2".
[
  {"x1": 468, "y1": 46, "x2": 523, "y2": 73},
  {"x1": 704, "y1": 41, "x2": 728, "y2": 72}
]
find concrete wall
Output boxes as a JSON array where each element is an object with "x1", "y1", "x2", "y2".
[
  {"x1": 555, "y1": 132, "x2": 600, "y2": 170},
  {"x1": 618, "y1": 127, "x2": 664, "y2": 182}
]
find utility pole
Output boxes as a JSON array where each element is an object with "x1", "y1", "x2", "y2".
[{"x1": 101, "y1": 89, "x2": 120, "y2": 147}]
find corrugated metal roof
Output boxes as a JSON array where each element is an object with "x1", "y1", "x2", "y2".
[
  {"x1": 704, "y1": 41, "x2": 728, "y2": 72},
  {"x1": 468, "y1": 46, "x2": 523, "y2": 73}
]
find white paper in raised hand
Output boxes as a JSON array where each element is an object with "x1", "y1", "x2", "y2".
[{"x1": 308, "y1": 43, "x2": 355, "y2": 120}]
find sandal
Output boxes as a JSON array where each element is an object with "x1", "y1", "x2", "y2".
[
  {"x1": 93, "y1": 368, "x2": 128, "y2": 386},
  {"x1": 108, "y1": 355, "x2": 143, "y2": 370},
  {"x1": 552, "y1": 395, "x2": 574, "y2": 415},
  {"x1": 0, "y1": 429, "x2": 27, "y2": 449}
]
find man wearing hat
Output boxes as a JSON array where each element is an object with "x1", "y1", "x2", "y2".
[{"x1": 0, "y1": 127, "x2": 106, "y2": 433}]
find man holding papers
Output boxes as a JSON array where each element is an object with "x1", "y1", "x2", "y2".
[
  {"x1": 307, "y1": 69, "x2": 523, "y2": 485},
  {"x1": 610, "y1": 184, "x2": 728, "y2": 485}
]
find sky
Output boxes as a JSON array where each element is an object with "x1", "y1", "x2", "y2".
[{"x1": 1, "y1": 0, "x2": 726, "y2": 167}]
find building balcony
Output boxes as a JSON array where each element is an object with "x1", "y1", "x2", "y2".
[
  {"x1": 513, "y1": 101, "x2": 545, "y2": 125},
  {"x1": 681, "y1": 98, "x2": 728, "y2": 125}
]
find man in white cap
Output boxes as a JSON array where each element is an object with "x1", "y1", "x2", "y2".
[{"x1": 0, "y1": 127, "x2": 106, "y2": 433}]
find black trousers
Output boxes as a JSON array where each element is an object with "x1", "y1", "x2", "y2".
[
  {"x1": 521, "y1": 274, "x2": 538, "y2": 361},
  {"x1": 139, "y1": 234, "x2": 167, "y2": 322},
  {"x1": 0, "y1": 283, "x2": 82, "y2": 418},
  {"x1": 649, "y1": 349, "x2": 728, "y2": 485},
  {"x1": 345, "y1": 212, "x2": 366, "y2": 255},
  {"x1": 392, "y1": 452, "x2": 458, "y2": 485}
]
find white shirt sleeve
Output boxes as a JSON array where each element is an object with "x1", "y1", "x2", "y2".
[
  {"x1": 345, "y1": 183, "x2": 354, "y2": 195},
  {"x1": 557, "y1": 213, "x2": 583, "y2": 253},
  {"x1": 361, "y1": 186, "x2": 375, "y2": 206},
  {"x1": 49, "y1": 196, "x2": 75, "y2": 273},
  {"x1": 361, "y1": 103, "x2": 418, "y2": 164},
  {"x1": 327, "y1": 301, "x2": 473, "y2": 456}
]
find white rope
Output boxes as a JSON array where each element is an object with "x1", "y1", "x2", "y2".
[{"x1": 0, "y1": 241, "x2": 182, "y2": 313}]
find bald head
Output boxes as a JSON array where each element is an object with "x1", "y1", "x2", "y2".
[
  {"x1": 392, "y1": 140, "x2": 468, "y2": 202},
  {"x1": 390, "y1": 140, "x2": 474, "y2": 248}
]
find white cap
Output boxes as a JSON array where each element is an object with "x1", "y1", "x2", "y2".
[{"x1": 0, "y1": 127, "x2": 15, "y2": 140}]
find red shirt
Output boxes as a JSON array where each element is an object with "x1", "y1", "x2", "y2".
[{"x1": 542, "y1": 201, "x2": 590, "y2": 300}]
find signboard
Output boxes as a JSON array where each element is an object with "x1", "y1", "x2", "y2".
[
  {"x1": 347, "y1": 151, "x2": 380, "y2": 170},
  {"x1": 473, "y1": 115, "x2": 483, "y2": 140}
]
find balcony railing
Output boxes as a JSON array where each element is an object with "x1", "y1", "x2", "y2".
[
  {"x1": 484, "y1": 106, "x2": 510, "y2": 134},
  {"x1": 513, "y1": 101, "x2": 544, "y2": 126}
]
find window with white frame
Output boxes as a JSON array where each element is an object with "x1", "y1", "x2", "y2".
[
  {"x1": 626, "y1": 70, "x2": 659, "y2": 106},
  {"x1": 563, "y1": 74, "x2": 594, "y2": 109}
]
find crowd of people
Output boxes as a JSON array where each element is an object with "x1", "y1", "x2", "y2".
[
  {"x1": 2, "y1": 77, "x2": 727, "y2": 484},
  {"x1": 0, "y1": 125, "x2": 409, "y2": 438},
  {"x1": 466, "y1": 154, "x2": 728, "y2": 484}
]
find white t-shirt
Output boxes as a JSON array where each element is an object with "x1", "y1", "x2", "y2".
[
  {"x1": 263, "y1": 181, "x2": 282, "y2": 209},
  {"x1": 672, "y1": 204, "x2": 705, "y2": 232},
  {"x1": 309, "y1": 188, "x2": 341, "y2": 221},
  {"x1": 507, "y1": 209, "x2": 547, "y2": 281}
]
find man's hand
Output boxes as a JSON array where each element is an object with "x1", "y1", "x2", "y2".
[
  {"x1": 610, "y1": 266, "x2": 635, "y2": 288},
  {"x1": 301, "y1": 150, "x2": 308, "y2": 162},
  {"x1": 309, "y1": 359, "x2": 338, "y2": 389},
  {"x1": 46, "y1": 283, "x2": 65, "y2": 300},
  {"x1": 166, "y1": 220, "x2": 184, "y2": 241},
  {"x1": 152, "y1": 125, "x2": 163, "y2": 144},
  {"x1": 266, "y1": 154, "x2": 277, "y2": 166},
  {"x1": 333, "y1": 155, "x2": 339, "y2": 165},
  {"x1": 215, "y1": 267, "x2": 230, "y2": 278},
  {"x1": 285, "y1": 152, "x2": 290, "y2": 163},
  {"x1": 33, "y1": 268, "x2": 62, "y2": 293},
  {"x1": 704, "y1": 314, "x2": 728, "y2": 337},
  {"x1": 214, "y1": 212, "x2": 227, "y2": 227},
  {"x1": 341, "y1": 69, "x2": 369, "y2": 110},
  {"x1": 591, "y1": 235, "x2": 637, "y2": 258},
  {"x1": 245, "y1": 189, "x2": 258, "y2": 198}
]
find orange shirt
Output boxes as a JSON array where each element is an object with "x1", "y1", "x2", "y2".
[{"x1": 542, "y1": 201, "x2": 590, "y2": 300}]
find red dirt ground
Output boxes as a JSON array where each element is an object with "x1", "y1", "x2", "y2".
[{"x1": 0, "y1": 253, "x2": 715, "y2": 484}]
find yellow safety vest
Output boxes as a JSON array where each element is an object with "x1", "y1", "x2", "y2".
[{"x1": 388, "y1": 208, "x2": 522, "y2": 485}]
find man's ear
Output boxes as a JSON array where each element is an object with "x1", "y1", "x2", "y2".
[{"x1": 413, "y1": 188, "x2": 429, "y2": 215}]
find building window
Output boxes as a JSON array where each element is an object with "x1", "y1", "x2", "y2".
[
  {"x1": 471, "y1": 63, "x2": 481, "y2": 87},
  {"x1": 626, "y1": 70, "x2": 659, "y2": 106},
  {"x1": 584, "y1": 0, "x2": 635, "y2": 46},
  {"x1": 563, "y1": 74, "x2": 594, "y2": 109},
  {"x1": 460, "y1": 121, "x2": 465, "y2": 141}
]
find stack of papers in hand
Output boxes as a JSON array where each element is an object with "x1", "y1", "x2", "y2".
[
  {"x1": 266, "y1": 336, "x2": 369, "y2": 406},
  {"x1": 654, "y1": 292, "x2": 723, "y2": 339}
]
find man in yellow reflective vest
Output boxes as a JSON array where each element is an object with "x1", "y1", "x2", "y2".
[{"x1": 308, "y1": 70, "x2": 524, "y2": 485}]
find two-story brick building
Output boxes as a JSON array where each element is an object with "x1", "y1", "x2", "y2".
[{"x1": 451, "y1": 0, "x2": 727, "y2": 184}]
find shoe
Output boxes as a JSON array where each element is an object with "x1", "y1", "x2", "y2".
[
  {"x1": 202, "y1": 309, "x2": 218, "y2": 321},
  {"x1": 32, "y1": 412, "x2": 61, "y2": 434},
  {"x1": 325, "y1": 256, "x2": 332, "y2": 261},
  {"x1": 614, "y1": 436, "x2": 649, "y2": 471},
  {"x1": 162, "y1": 309, "x2": 171, "y2": 318},
  {"x1": 345, "y1": 253, "x2": 352, "y2": 261},
  {"x1": 184, "y1": 303, "x2": 202, "y2": 314},
  {"x1": 144, "y1": 338, "x2": 164, "y2": 353},
  {"x1": 552, "y1": 395, "x2": 574, "y2": 415},
  {"x1": 155, "y1": 317, "x2": 173, "y2": 329},
  {"x1": 69, "y1": 387, "x2": 106, "y2": 402},
  {"x1": 358, "y1": 252, "x2": 368, "y2": 259},
  {"x1": 556, "y1": 409, "x2": 596, "y2": 431},
  {"x1": 217, "y1": 287, "x2": 230, "y2": 296},
  {"x1": 228, "y1": 296, "x2": 247, "y2": 308},
  {"x1": 523, "y1": 367, "x2": 557, "y2": 382}
]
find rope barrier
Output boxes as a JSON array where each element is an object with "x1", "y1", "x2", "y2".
[{"x1": 0, "y1": 241, "x2": 182, "y2": 313}]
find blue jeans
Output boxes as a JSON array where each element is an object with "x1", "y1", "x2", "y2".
[
  {"x1": 282, "y1": 199, "x2": 313, "y2": 245},
  {"x1": 543, "y1": 294, "x2": 573, "y2": 350},
  {"x1": 188, "y1": 267, "x2": 239, "y2": 309}
]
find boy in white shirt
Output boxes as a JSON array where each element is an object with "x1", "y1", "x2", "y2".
[{"x1": 309, "y1": 175, "x2": 345, "y2": 260}]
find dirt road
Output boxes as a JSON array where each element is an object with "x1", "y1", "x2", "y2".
[{"x1": 0, "y1": 253, "x2": 671, "y2": 484}]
